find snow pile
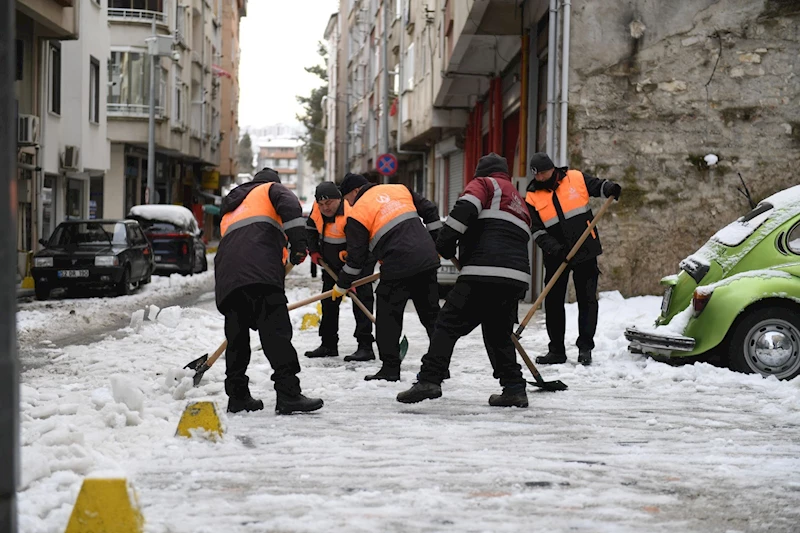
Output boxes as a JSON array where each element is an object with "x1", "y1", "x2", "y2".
[
  {"x1": 695, "y1": 269, "x2": 793, "y2": 296},
  {"x1": 711, "y1": 209, "x2": 772, "y2": 247},
  {"x1": 128, "y1": 204, "x2": 197, "y2": 229}
]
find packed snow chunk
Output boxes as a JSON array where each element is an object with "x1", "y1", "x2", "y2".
[
  {"x1": 91, "y1": 387, "x2": 115, "y2": 409},
  {"x1": 163, "y1": 367, "x2": 195, "y2": 399},
  {"x1": 129, "y1": 204, "x2": 197, "y2": 229},
  {"x1": 157, "y1": 306, "x2": 182, "y2": 328},
  {"x1": 704, "y1": 154, "x2": 718, "y2": 166},
  {"x1": 129, "y1": 309, "x2": 145, "y2": 332},
  {"x1": 29, "y1": 404, "x2": 60, "y2": 420},
  {"x1": 20, "y1": 448, "x2": 51, "y2": 490},
  {"x1": 110, "y1": 375, "x2": 145, "y2": 414},
  {"x1": 147, "y1": 304, "x2": 161, "y2": 321}
]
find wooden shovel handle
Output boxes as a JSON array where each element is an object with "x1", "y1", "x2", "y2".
[
  {"x1": 203, "y1": 271, "x2": 381, "y2": 369},
  {"x1": 318, "y1": 259, "x2": 377, "y2": 324},
  {"x1": 515, "y1": 196, "x2": 615, "y2": 336}
]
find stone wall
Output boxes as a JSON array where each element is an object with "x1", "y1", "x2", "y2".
[{"x1": 567, "y1": 0, "x2": 800, "y2": 296}]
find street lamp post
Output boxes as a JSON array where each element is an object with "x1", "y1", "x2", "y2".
[{"x1": 145, "y1": 22, "x2": 177, "y2": 204}]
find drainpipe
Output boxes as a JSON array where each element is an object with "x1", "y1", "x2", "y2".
[
  {"x1": 397, "y1": 0, "x2": 427, "y2": 192},
  {"x1": 545, "y1": 0, "x2": 557, "y2": 158},
  {"x1": 558, "y1": 0, "x2": 571, "y2": 167},
  {"x1": 36, "y1": 38, "x2": 48, "y2": 248},
  {"x1": 200, "y1": 0, "x2": 206, "y2": 163}
]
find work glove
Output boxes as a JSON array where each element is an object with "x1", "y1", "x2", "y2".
[
  {"x1": 310, "y1": 251, "x2": 322, "y2": 265},
  {"x1": 552, "y1": 246, "x2": 570, "y2": 264},
  {"x1": 605, "y1": 182, "x2": 622, "y2": 201},
  {"x1": 331, "y1": 284, "x2": 348, "y2": 300},
  {"x1": 289, "y1": 249, "x2": 308, "y2": 265},
  {"x1": 436, "y1": 241, "x2": 457, "y2": 260}
]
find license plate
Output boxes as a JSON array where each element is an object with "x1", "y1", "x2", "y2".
[
  {"x1": 661, "y1": 286, "x2": 673, "y2": 315},
  {"x1": 154, "y1": 255, "x2": 162, "y2": 262},
  {"x1": 58, "y1": 269, "x2": 89, "y2": 278}
]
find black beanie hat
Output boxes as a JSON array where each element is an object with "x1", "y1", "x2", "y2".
[
  {"x1": 315, "y1": 181, "x2": 342, "y2": 201},
  {"x1": 529, "y1": 152, "x2": 555, "y2": 174},
  {"x1": 339, "y1": 173, "x2": 369, "y2": 196},
  {"x1": 253, "y1": 167, "x2": 281, "y2": 183},
  {"x1": 474, "y1": 153, "x2": 509, "y2": 177}
]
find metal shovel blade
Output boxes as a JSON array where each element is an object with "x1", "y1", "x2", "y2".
[
  {"x1": 398, "y1": 335, "x2": 409, "y2": 362},
  {"x1": 526, "y1": 379, "x2": 568, "y2": 391},
  {"x1": 192, "y1": 363, "x2": 211, "y2": 387},
  {"x1": 184, "y1": 353, "x2": 208, "y2": 372}
]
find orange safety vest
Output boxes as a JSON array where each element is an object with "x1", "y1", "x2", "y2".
[
  {"x1": 526, "y1": 170, "x2": 593, "y2": 234},
  {"x1": 348, "y1": 184, "x2": 418, "y2": 251},
  {"x1": 309, "y1": 201, "x2": 348, "y2": 245},
  {"x1": 220, "y1": 182, "x2": 289, "y2": 263}
]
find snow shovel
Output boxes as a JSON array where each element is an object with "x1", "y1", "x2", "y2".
[
  {"x1": 318, "y1": 259, "x2": 408, "y2": 361},
  {"x1": 512, "y1": 195, "x2": 616, "y2": 391},
  {"x1": 185, "y1": 271, "x2": 382, "y2": 386}
]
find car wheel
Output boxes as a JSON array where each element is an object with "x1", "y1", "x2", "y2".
[
  {"x1": 35, "y1": 284, "x2": 50, "y2": 301},
  {"x1": 116, "y1": 266, "x2": 133, "y2": 296},
  {"x1": 726, "y1": 305, "x2": 800, "y2": 380},
  {"x1": 141, "y1": 268, "x2": 152, "y2": 285}
]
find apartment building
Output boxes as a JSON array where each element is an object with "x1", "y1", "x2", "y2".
[
  {"x1": 105, "y1": 0, "x2": 226, "y2": 222},
  {"x1": 322, "y1": 12, "x2": 340, "y2": 183},
  {"x1": 217, "y1": 0, "x2": 246, "y2": 193},
  {"x1": 14, "y1": 0, "x2": 80, "y2": 277}
]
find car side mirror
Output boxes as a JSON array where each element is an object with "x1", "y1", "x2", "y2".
[{"x1": 38, "y1": 238, "x2": 48, "y2": 247}]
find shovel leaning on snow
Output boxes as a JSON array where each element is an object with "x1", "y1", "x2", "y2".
[
  {"x1": 318, "y1": 259, "x2": 408, "y2": 361},
  {"x1": 185, "y1": 269, "x2": 382, "y2": 386}
]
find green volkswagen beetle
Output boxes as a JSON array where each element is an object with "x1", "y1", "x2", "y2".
[{"x1": 625, "y1": 184, "x2": 800, "y2": 380}]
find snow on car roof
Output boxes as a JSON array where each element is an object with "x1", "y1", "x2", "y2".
[{"x1": 129, "y1": 205, "x2": 197, "y2": 228}]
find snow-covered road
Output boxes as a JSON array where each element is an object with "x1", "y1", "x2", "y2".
[{"x1": 16, "y1": 260, "x2": 800, "y2": 532}]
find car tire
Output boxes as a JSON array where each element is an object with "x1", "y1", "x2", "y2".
[
  {"x1": 35, "y1": 284, "x2": 50, "y2": 301},
  {"x1": 200, "y1": 254, "x2": 208, "y2": 272},
  {"x1": 116, "y1": 266, "x2": 133, "y2": 296},
  {"x1": 726, "y1": 304, "x2": 800, "y2": 380},
  {"x1": 141, "y1": 267, "x2": 152, "y2": 285}
]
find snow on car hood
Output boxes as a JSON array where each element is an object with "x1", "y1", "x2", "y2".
[{"x1": 129, "y1": 205, "x2": 197, "y2": 228}]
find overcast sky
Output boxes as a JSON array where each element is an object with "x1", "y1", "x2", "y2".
[{"x1": 238, "y1": 0, "x2": 338, "y2": 129}]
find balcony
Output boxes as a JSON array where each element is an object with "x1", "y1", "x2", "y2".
[
  {"x1": 108, "y1": 8, "x2": 168, "y2": 27},
  {"x1": 108, "y1": 103, "x2": 165, "y2": 119}
]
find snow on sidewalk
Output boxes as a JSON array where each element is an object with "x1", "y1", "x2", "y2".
[{"x1": 16, "y1": 282, "x2": 800, "y2": 532}]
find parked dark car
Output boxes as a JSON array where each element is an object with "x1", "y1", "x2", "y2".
[
  {"x1": 128, "y1": 205, "x2": 208, "y2": 275},
  {"x1": 32, "y1": 219, "x2": 155, "y2": 300}
]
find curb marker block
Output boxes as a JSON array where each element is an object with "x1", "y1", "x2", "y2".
[
  {"x1": 65, "y1": 478, "x2": 143, "y2": 533},
  {"x1": 176, "y1": 401, "x2": 223, "y2": 439}
]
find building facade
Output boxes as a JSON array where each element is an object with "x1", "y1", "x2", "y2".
[
  {"x1": 217, "y1": 0, "x2": 246, "y2": 194},
  {"x1": 14, "y1": 0, "x2": 80, "y2": 277},
  {"x1": 328, "y1": 0, "x2": 800, "y2": 297}
]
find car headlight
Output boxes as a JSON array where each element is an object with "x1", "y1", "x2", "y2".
[
  {"x1": 34, "y1": 257, "x2": 53, "y2": 267},
  {"x1": 95, "y1": 256, "x2": 119, "y2": 267}
]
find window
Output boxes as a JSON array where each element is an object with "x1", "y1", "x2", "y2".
[
  {"x1": 89, "y1": 57, "x2": 100, "y2": 123},
  {"x1": 89, "y1": 176, "x2": 104, "y2": 219},
  {"x1": 49, "y1": 42, "x2": 61, "y2": 114},
  {"x1": 172, "y1": 64, "x2": 183, "y2": 124},
  {"x1": 404, "y1": 42, "x2": 414, "y2": 91},
  {"x1": 108, "y1": 50, "x2": 162, "y2": 112},
  {"x1": 109, "y1": 0, "x2": 164, "y2": 11}
]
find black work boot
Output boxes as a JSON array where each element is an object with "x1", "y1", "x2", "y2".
[
  {"x1": 364, "y1": 365, "x2": 400, "y2": 382},
  {"x1": 275, "y1": 393, "x2": 324, "y2": 415},
  {"x1": 227, "y1": 396, "x2": 265, "y2": 413},
  {"x1": 535, "y1": 352, "x2": 567, "y2": 365},
  {"x1": 578, "y1": 350, "x2": 592, "y2": 366},
  {"x1": 304, "y1": 344, "x2": 339, "y2": 358},
  {"x1": 344, "y1": 344, "x2": 375, "y2": 362},
  {"x1": 488, "y1": 386, "x2": 529, "y2": 408},
  {"x1": 396, "y1": 381, "x2": 442, "y2": 404}
]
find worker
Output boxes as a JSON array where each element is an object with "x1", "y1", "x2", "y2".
[
  {"x1": 525, "y1": 152, "x2": 621, "y2": 366},
  {"x1": 397, "y1": 153, "x2": 531, "y2": 407},
  {"x1": 332, "y1": 173, "x2": 442, "y2": 382},
  {"x1": 305, "y1": 181, "x2": 376, "y2": 362},
  {"x1": 215, "y1": 168, "x2": 324, "y2": 415}
]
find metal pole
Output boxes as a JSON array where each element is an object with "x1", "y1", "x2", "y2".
[
  {"x1": 0, "y1": 0, "x2": 20, "y2": 528},
  {"x1": 558, "y1": 0, "x2": 572, "y2": 167},
  {"x1": 380, "y1": 0, "x2": 389, "y2": 156},
  {"x1": 147, "y1": 18, "x2": 156, "y2": 204}
]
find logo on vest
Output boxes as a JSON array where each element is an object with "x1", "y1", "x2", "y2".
[
  {"x1": 376, "y1": 194, "x2": 391, "y2": 204},
  {"x1": 568, "y1": 186, "x2": 580, "y2": 200}
]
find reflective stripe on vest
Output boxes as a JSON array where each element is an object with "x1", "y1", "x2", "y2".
[
  {"x1": 475, "y1": 178, "x2": 531, "y2": 235},
  {"x1": 309, "y1": 201, "x2": 348, "y2": 244},
  {"x1": 460, "y1": 265, "x2": 531, "y2": 283},
  {"x1": 349, "y1": 185, "x2": 418, "y2": 251},
  {"x1": 525, "y1": 170, "x2": 589, "y2": 228},
  {"x1": 220, "y1": 182, "x2": 284, "y2": 238}
]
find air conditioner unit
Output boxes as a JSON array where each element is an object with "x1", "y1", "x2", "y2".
[
  {"x1": 18, "y1": 115, "x2": 40, "y2": 146},
  {"x1": 62, "y1": 145, "x2": 80, "y2": 170}
]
